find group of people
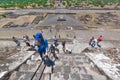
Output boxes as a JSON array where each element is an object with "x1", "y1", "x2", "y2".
[
  {"x1": 32, "y1": 33, "x2": 67, "y2": 61},
  {"x1": 12, "y1": 35, "x2": 31, "y2": 47},
  {"x1": 12, "y1": 32, "x2": 66, "y2": 61},
  {"x1": 12, "y1": 32, "x2": 103, "y2": 65},
  {"x1": 89, "y1": 35, "x2": 103, "y2": 48}
]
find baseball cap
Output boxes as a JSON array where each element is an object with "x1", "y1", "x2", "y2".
[{"x1": 35, "y1": 32, "x2": 43, "y2": 41}]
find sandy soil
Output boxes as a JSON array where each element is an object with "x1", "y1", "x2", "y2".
[
  {"x1": 76, "y1": 12, "x2": 120, "y2": 29},
  {"x1": 0, "y1": 15, "x2": 37, "y2": 28}
]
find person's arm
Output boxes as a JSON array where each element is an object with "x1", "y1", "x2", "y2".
[
  {"x1": 44, "y1": 39, "x2": 49, "y2": 55},
  {"x1": 35, "y1": 40, "x2": 40, "y2": 47}
]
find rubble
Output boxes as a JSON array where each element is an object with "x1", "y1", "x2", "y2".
[
  {"x1": 82, "y1": 47, "x2": 120, "y2": 64},
  {"x1": 0, "y1": 47, "x2": 20, "y2": 60},
  {"x1": 103, "y1": 48, "x2": 120, "y2": 64},
  {"x1": 81, "y1": 47, "x2": 101, "y2": 53}
]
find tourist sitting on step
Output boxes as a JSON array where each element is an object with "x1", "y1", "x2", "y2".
[
  {"x1": 12, "y1": 36, "x2": 20, "y2": 46},
  {"x1": 22, "y1": 35, "x2": 30, "y2": 47},
  {"x1": 91, "y1": 38, "x2": 97, "y2": 47},
  {"x1": 97, "y1": 35, "x2": 103, "y2": 48},
  {"x1": 89, "y1": 36, "x2": 94, "y2": 47},
  {"x1": 89, "y1": 36, "x2": 103, "y2": 48}
]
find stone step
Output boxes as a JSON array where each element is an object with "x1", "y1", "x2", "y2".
[
  {"x1": 26, "y1": 60, "x2": 39, "y2": 65},
  {"x1": 51, "y1": 71, "x2": 107, "y2": 80},
  {"x1": 8, "y1": 71, "x2": 49, "y2": 80},
  {"x1": 33, "y1": 73, "x2": 50, "y2": 80},
  {"x1": 3, "y1": 48, "x2": 110, "y2": 80},
  {"x1": 9, "y1": 71, "x2": 34, "y2": 80},
  {"x1": 54, "y1": 54, "x2": 90, "y2": 66},
  {"x1": 18, "y1": 63, "x2": 39, "y2": 72},
  {"x1": 51, "y1": 73, "x2": 81, "y2": 80},
  {"x1": 0, "y1": 50, "x2": 36, "y2": 79},
  {"x1": 9, "y1": 61, "x2": 46, "y2": 80},
  {"x1": 50, "y1": 53, "x2": 108, "y2": 80}
]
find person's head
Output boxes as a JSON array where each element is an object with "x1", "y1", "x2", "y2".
[
  {"x1": 35, "y1": 32, "x2": 43, "y2": 46},
  {"x1": 100, "y1": 35, "x2": 102, "y2": 37},
  {"x1": 12, "y1": 36, "x2": 15, "y2": 39},
  {"x1": 35, "y1": 32, "x2": 43, "y2": 41}
]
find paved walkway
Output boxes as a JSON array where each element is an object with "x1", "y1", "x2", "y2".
[{"x1": 1, "y1": 9, "x2": 120, "y2": 15}]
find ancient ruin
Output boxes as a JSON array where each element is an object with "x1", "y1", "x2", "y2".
[{"x1": 0, "y1": 1, "x2": 120, "y2": 80}]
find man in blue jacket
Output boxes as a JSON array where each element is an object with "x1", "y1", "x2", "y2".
[{"x1": 35, "y1": 32, "x2": 49, "y2": 61}]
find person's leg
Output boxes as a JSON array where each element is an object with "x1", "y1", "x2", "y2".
[
  {"x1": 38, "y1": 50, "x2": 43, "y2": 59},
  {"x1": 38, "y1": 49, "x2": 45, "y2": 61},
  {"x1": 89, "y1": 42, "x2": 91, "y2": 46},
  {"x1": 53, "y1": 52, "x2": 56, "y2": 58},
  {"x1": 17, "y1": 42, "x2": 20, "y2": 46},
  {"x1": 41, "y1": 49, "x2": 46, "y2": 61},
  {"x1": 91, "y1": 42, "x2": 95, "y2": 47},
  {"x1": 53, "y1": 51, "x2": 59, "y2": 60},
  {"x1": 55, "y1": 48, "x2": 59, "y2": 53},
  {"x1": 92, "y1": 43, "x2": 95, "y2": 47},
  {"x1": 63, "y1": 46, "x2": 65, "y2": 53},
  {"x1": 97, "y1": 42, "x2": 101, "y2": 48}
]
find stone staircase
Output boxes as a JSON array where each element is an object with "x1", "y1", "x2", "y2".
[
  {"x1": 48, "y1": 53, "x2": 108, "y2": 80},
  {"x1": 0, "y1": 47, "x2": 111, "y2": 80},
  {"x1": 8, "y1": 53, "x2": 46, "y2": 80}
]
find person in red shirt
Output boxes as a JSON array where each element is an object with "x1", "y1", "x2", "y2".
[
  {"x1": 97, "y1": 35, "x2": 103, "y2": 41},
  {"x1": 97, "y1": 35, "x2": 103, "y2": 48}
]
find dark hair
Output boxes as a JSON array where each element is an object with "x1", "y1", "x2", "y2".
[
  {"x1": 33, "y1": 35, "x2": 36, "y2": 38},
  {"x1": 12, "y1": 36, "x2": 15, "y2": 39}
]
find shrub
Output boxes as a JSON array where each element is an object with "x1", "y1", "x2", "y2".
[{"x1": 1, "y1": 14, "x2": 6, "y2": 17}]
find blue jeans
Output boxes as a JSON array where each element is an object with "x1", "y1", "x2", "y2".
[{"x1": 97, "y1": 42, "x2": 101, "y2": 48}]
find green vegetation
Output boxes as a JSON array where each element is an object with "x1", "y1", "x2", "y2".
[
  {"x1": 0, "y1": 0, "x2": 47, "y2": 8},
  {"x1": 1, "y1": 14, "x2": 6, "y2": 17},
  {"x1": 0, "y1": 0, "x2": 120, "y2": 8},
  {"x1": 63, "y1": 0, "x2": 120, "y2": 7}
]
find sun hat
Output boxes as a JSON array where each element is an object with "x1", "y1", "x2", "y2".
[{"x1": 35, "y1": 32, "x2": 43, "y2": 41}]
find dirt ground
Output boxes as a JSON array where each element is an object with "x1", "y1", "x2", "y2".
[
  {"x1": 0, "y1": 12, "x2": 119, "y2": 29},
  {"x1": 76, "y1": 12, "x2": 120, "y2": 30},
  {"x1": 0, "y1": 15, "x2": 37, "y2": 28}
]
